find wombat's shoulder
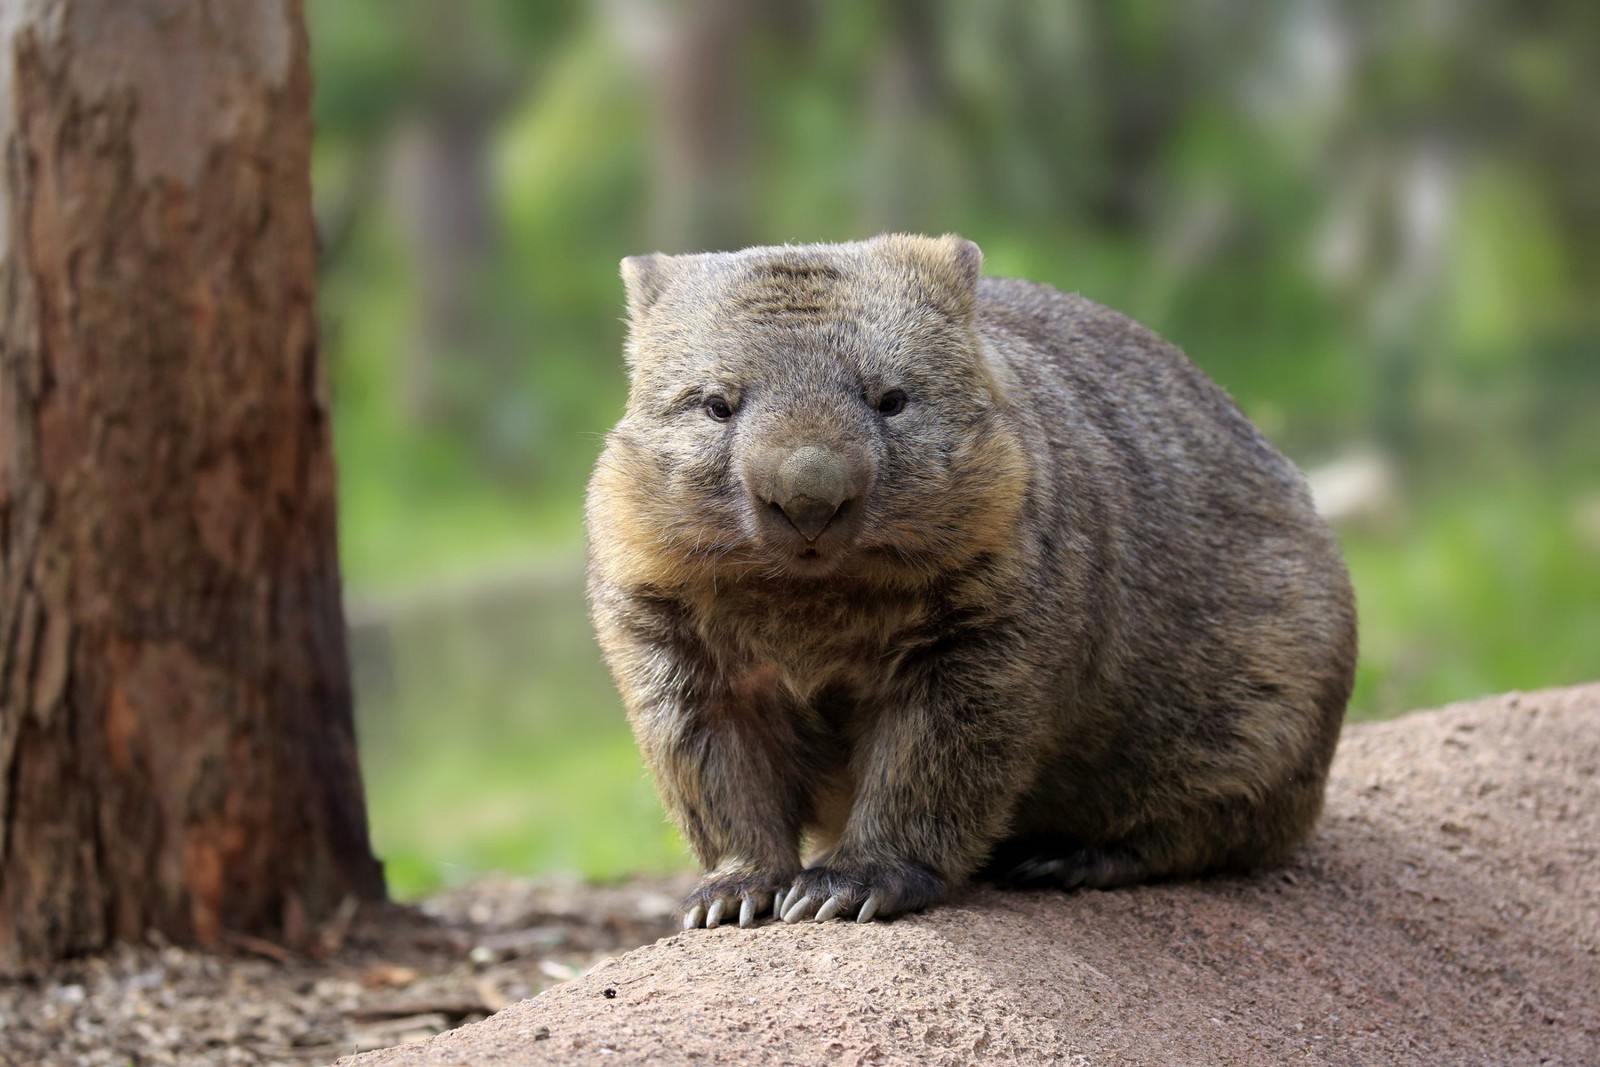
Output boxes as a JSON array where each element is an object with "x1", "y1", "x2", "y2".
[
  {"x1": 976, "y1": 277, "x2": 1184, "y2": 369},
  {"x1": 971, "y1": 275, "x2": 1314, "y2": 530}
]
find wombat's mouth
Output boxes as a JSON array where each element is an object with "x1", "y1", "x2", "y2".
[
  {"x1": 774, "y1": 543, "x2": 843, "y2": 578},
  {"x1": 748, "y1": 493, "x2": 860, "y2": 576}
]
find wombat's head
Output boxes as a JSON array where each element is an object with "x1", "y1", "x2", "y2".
[{"x1": 588, "y1": 234, "x2": 1027, "y2": 589}]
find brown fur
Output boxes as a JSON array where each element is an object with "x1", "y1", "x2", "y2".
[{"x1": 587, "y1": 234, "x2": 1357, "y2": 926}]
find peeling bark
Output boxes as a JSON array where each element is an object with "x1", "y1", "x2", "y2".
[{"x1": 0, "y1": 0, "x2": 384, "y2": 973}]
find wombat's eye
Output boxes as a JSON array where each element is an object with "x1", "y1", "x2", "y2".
[
  {"x1": 704, "y1": 396, "x2": 734, "y2": 422},
  {"x1": 875, "y1": 389, "x2": 908, "y2": 417}
]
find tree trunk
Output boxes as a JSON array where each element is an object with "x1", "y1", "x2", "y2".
[
  {"x1": 610, "y1": 0, "x2": 759, "y2": 252},
  {"x1": 389, "y1": 107, "x2": 496, "y2": 429},
  {"x1": 0, "y1": 0, "x2": 384, "y2": 973}
]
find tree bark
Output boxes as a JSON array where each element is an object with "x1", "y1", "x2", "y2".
[{"x1": 0, "y1": 0, "x2": 384, "y2": 972}]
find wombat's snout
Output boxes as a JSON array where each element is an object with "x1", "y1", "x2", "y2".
[{"x1": 749, "y1": 446, "x2": 868, "y2": 545}]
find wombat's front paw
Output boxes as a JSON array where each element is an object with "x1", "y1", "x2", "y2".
[
  {"x1": 777, "y1": 858, "x2": 945, "y2": 924},
  {"x1": 682, "y1": 867, "x2": 797, "y2": 930}
]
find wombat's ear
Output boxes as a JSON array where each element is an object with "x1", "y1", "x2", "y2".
[
  {"x1": 883, "y1": 233, "x2": 982, "y2": 320},
  {"x1": 939, "y1": 234, "x2": 983, "y2": 291},
  {"x1": 620, "y1": 254, "x2": 668, "y2": 319},
  {"x1": 932, "y1": 234, "x2": 983, "y2": 319}
]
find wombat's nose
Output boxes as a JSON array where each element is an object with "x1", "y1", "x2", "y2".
[
  {"x1": 771, "y1": 447, "x2": 858, "y2": 541},
  {"x1": 778, "y1": 496, "x2": 840, "y2": 540}
]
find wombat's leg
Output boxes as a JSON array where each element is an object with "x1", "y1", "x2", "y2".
[
  {"x1": 781, "y1": 660, "x2": 1047, "y2": 923},
  {"x1": 659, "y1": 720, "x2": 809, "y2": 929},
  {"x1": 631, "y1": 682, "x2": 808, "y2": 929},
  {"x1": 596, "y1": 590, "x2": 805, "y2": 928}
]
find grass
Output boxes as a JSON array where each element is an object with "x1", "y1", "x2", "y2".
[
  {"x1": 1343, "y1": 476, "x2": 1600, "y2": 721},
  {"x1": 353, "y1": 578, "x2": 690, "y2": 897}
]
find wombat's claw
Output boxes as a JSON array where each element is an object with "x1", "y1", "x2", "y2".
[
  {"x1": 684, "y1": 876, "x2": 790, "y2": 929},
  {"x1": 780, "y1": 858, "x2": 942, "y2": 924},
  {"x1": 810, "y1": 891, "x2": 881, "y2": 923},
  {"x1": 781, "y1": 888, "x2": 884, "y2": 924},
  {"x1": 781, "y1": 894, "x2": 818, "y2": 923},
  {"x1": 688, "y1": 891, "x2": 774, "y2": 929}
]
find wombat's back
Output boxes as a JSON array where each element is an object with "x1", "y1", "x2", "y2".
[{"x1": 975, "y1": 277, "x2": 1357, "y2": 876}]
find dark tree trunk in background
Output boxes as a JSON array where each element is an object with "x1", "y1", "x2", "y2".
[
  {"x1": 862, "y1": 0, "x2": 949, "y2": 233},
  {"x1": 390, "y1": 108, "x2": 497, "y2": 428},
  {"x1": 609, "y1": 0, "x2": 765, "y2": 251},
  {"x1": 0, "y1": 0, "x2": 384, "y2": 973},
  {"x1": 383, "y1": 1, "x2": 522, "y2": 434}
]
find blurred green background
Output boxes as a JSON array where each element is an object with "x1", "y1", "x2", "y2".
[{"x1": 306, "y1": 0, "x2": 1600, "y2": 898}]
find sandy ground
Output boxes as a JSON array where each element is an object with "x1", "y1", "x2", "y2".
[{"x1": 337, "y1": 684, "x2": 1600, "y2": 1066}]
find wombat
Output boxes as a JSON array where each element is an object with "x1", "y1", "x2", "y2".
[{"x1": 587, "y1": 234, "x2": 1356, "y2": 928}]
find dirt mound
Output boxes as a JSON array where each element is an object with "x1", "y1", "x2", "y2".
[{"x1": 340, "y1": 685, "x2": 1600, "y2": 1066}]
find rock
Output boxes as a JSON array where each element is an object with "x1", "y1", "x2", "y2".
[{"x1": 339, "y1": 684, "x2": 1600, "y2": 1066}]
